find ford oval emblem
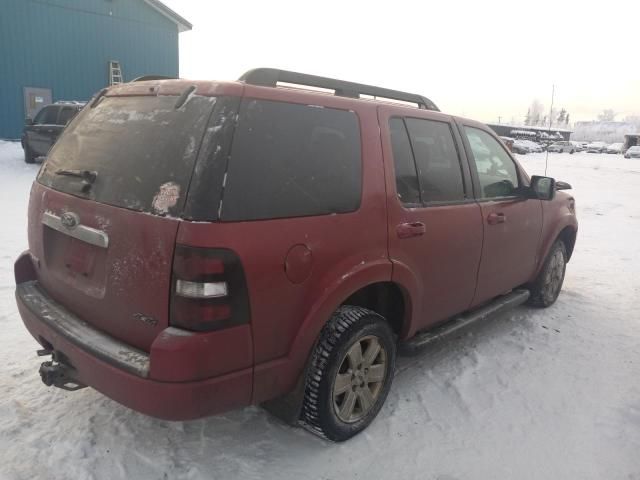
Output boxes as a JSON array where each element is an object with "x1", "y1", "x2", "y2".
[{"x1": 60, "y1": 212, "x2": 79, "y2": 229}]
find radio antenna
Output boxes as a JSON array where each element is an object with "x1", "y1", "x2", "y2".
[{"x1": 545, "y1": 84, "x2": 555, "y2": 176}]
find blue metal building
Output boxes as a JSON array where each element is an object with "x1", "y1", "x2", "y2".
[{"x1": 0, "y1": 0, "x2": 191, "y2": 139}]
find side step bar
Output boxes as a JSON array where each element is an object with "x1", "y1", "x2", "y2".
[{"x1": 400, "y1": 289, "x2": 530, "y2": 356}]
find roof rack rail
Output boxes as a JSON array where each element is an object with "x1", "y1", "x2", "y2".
[
  {"x1": 239, "y1": 68, "x2": 439, "y2": 111},
  {"x1": 54, "y1": 100, "x2": 86, "y2": 105},
  {"x1": 130, "y1": 75, "x2": 175, "y2": 82}
]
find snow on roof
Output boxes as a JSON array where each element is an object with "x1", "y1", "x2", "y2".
[
  {"x1": 143, "y1": 0, "x2": 192, "y2": 32},
  {"x1": 510, "y1": 130, "x2": 536, "y2": 136},
  {"x1": 488, "y1": 123, "x2": 573, "y2": 133}
]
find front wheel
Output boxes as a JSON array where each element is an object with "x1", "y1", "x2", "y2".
[
  {"x1": 301, "y1": 306, "x2": 396, "y2": 442},
  {"x1": 527, "y1": 241, "x2": 567, "y2": 307},
  {"x1": 24, "y1": 144, "x2": 35, "y2": 164},
  {"x1": 570, "y1": 149, "x2": 575, "y2": 154}
]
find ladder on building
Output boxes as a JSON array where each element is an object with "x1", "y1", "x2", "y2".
[{"x1": 108, "y1": 61, "x2": 123, "y2": 85}]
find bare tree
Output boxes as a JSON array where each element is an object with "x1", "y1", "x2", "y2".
[
  {"x1": 597, "y1": 109, "x2": 616, "y2": 121},
  {"x1": 529, "y1": 100, "x2": 544, "y2": 126},
  {"x1": 557, "y1": 108, "x2": 567, "y2": 124}
]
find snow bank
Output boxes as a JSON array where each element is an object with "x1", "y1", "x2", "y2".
[{"x1": 0, "y1": 146, "x2": 639, "y2": 479}]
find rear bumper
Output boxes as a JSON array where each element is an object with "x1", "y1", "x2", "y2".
[{"x1": 16, "y1": 280, "x2": 252, "y2": 420}]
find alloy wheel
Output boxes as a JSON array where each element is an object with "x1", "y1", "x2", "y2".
[{"x1": 332, "y1": 335, "x2": 388, "y2": 423}]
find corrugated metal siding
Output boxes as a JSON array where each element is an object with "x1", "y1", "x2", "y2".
[{"x1": 0, "y1": 0, "x2": 179, "y2": 138}]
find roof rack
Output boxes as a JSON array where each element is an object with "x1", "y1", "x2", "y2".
[
  {"x1": 130, "y1": 75, "x2": 175, "y2": 82},
  {"x1": 239, "y1": 68, "x2": 439, "y2": 111}
]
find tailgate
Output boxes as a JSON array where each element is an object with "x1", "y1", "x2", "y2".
[{"x1": 29, "y1": 183, "x2": 179, "y2": 352}]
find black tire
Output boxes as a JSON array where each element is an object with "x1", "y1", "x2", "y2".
[
  {"x1": 570, "y1": 149, "x2": 575, "y2": 154},
  {"x1": 24, "y1": 144, "x2": 35, "y2": 164},
  {"x1": 527, "y1": 240, "x2": 567, "y2": 308},
  {"x1": 301, "y1": 306, "x2": 396, "y2": 442}
]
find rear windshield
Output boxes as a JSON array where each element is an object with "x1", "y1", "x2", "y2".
[{"x1": 38, "y1": 94, "x2": 216, "y2": 216}]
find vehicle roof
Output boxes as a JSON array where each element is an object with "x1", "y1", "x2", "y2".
[
  {"x1": 53, "y1": 101, "x2": 86, "y2": 106},
  {"x1": 105, "y1": 78, "x2": 491, "y2": 131}
]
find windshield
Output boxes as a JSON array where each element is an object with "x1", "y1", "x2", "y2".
[{"x1": 38, "y1": 94, "x2": 216, "y2": 216}]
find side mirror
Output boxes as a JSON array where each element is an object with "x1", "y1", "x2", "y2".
[
  {"x1": 25, "y1": 117, "x2": 33, "y2": 126},
  {"x1": 530, "y1": 175, "x2": 556, "y2": 201},
  {"x1": 555, "y1": 181, "x2": 572, "y2": 190}
]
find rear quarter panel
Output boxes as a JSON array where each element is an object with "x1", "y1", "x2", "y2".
[{"x1": 177, "y1": 90, "x2": 391, "y2": 403}]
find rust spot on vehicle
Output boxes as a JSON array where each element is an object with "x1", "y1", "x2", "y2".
[{"x1": 133, "y1": 313, "x2": 158, "y2": 327}]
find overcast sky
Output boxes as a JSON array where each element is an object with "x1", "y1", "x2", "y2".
[{"x1": 162, "y1": 0, "x2": 639, "y2": 124}]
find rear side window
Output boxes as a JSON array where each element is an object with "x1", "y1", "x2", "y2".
[
  {"x1": 220, "y1": 99, "x2": 362, "y2": 221},
  {"x1": 388, "y1": 117, "x2": 465, "y2": 205},
  {"x1": 389, "y1": 118, "x2": 420, "y2": 205},
  {"x1": 38, "y1": 94, "x2": 216, "y2": 216},
  {"x1": 34, "y1": 106, "x2": 59, "y2": 125},
  {"x1": 405, "y1": 118, "x2": 465, "y2": 203}
]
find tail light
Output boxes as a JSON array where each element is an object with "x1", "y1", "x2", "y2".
[{"x1": 170, "y1": 245, "x2": 250, "y2": 332}]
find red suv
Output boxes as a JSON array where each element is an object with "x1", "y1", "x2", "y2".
[{"x1": 14, "y1": 69, "x2": 577, "y2": 441}]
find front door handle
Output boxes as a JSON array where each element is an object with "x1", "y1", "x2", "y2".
[
  {"x1": 487, "y1": 212, "x2": 506, "y2": 225},
  {"x1": 396, "y1": 222, "x2": 426, "y2": 239}
]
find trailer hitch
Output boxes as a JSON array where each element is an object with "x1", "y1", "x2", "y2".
[{"x1": 38, "y1": 350, "x2": 87, "y2": 392}]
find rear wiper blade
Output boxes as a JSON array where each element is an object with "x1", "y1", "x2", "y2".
[
  {"x1": 55, "y1": 169, "x2": 98, "y2": 183},
  {"x1": 55, "y1": 169, "x2": 98, "y2": 193}
]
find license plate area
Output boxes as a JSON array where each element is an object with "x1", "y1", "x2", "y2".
[
  {"x1": 43, "y1": 226, "x2": 108, "y2": 298},
  {"x1": 65, "y1": 238, "x2": 96, "y2": 276}
]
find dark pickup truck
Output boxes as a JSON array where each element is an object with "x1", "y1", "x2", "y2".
[{"x1": 21, "y1": 101, "x2": 85, "y2": 163}]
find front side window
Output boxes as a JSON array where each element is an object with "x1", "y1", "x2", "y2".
[
  {"x1": 34, "y1": 106, "x2": 59, "y2": 125},
  {"x1": 221, "y1": 99, "x2": 362, "y2": 221},
  {"x1": 464, "y1": 126, "x2": 519, "y2": 198}
]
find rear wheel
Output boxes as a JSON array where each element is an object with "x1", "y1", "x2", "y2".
[
  {"x1": 570, "y1": 149, "x2": 575, "y2": 154},
  {"x1": 527, "y1": 240, "x2": 567, "y2": 307},
  {"x1": 301, "y1": 306, "x2": 396, "y2": 442}
]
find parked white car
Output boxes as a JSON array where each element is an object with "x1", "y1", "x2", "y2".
[
  {"x1": 624, "y1": 146, "x2": 640, "y2": 159},
  {"x1": 512, "y1": 139, "x2": 530, "y2": 154},
  {"x1": 520, "y1": 140, "x2": 544, "y2": 153},
  {"x1": 586, "y1": 142, "x2": 607, "y2": 153},
  {"x1": 548, "y1": 141, "x2": 576, "y2": 153},
  {"x1": 605, "y1": 143, "x2": 624, "y2": 154}
]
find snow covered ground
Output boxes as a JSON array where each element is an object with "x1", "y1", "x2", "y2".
[{"x1": 0, "y1": 140, "x2": 639, "y2": 480}]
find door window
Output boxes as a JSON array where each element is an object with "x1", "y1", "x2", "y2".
[
  {"x1": 389, "y1": 118, "x2": 421, "y2": 205},
  {"x1": 389, "y1": 117, "x2": 466, "y2": 205},
  {"x1": 405, "y1": 118, "x2": 465, "y2": 203},
  {"x1": 464, "y1": 127, "x2": 520, "y2": 198}
]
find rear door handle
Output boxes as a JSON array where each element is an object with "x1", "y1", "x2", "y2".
[
  {"x1": 487, "y1": 212, "x2": 506, "y2": 225},
  {"x1": 396, "y1": 222, "x2": 426, "y2": 239}
]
